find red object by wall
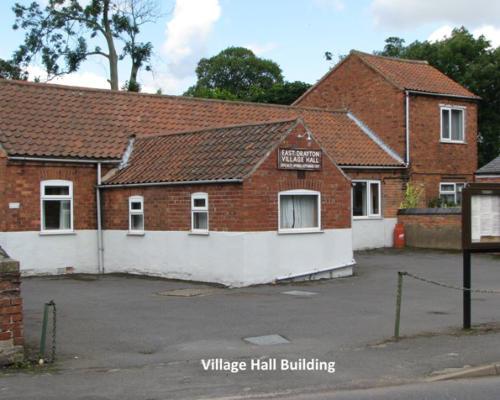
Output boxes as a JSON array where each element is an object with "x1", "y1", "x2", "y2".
[{"x1": 394, "y1": 222, "x2": 405, "y2": 248}]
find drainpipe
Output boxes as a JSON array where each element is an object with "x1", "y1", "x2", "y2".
[
  {"x1": 405, "y1": 91, "x2": 410, "y2": 166},
  {"x1": 96, "y1": 163, "x2": 105, "y2": 274}
]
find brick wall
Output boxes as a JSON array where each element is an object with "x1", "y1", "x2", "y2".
[
  {"x1": 345, "y1": 169, "x2": 407, "y2": 218},
  {"x1": 103, "y1": 123, "x2": 352, "y2": 232},
  {"x1": 398, "y1": 210, "x2": 461, "y2": 250},
  {"x1": 0, "y1": 248, "x2": 23, "y2": 366},
  {"x1": 409, "y1": 95, "x2": 477, "y2": 205},
  {"x1": 296, "y1": 55, "x2": 406, "y2": 157},
  {"x1": 475, "y1": 176, "x2": 500, "y2": 183},
  {"x1": 1, "y1": 161, "x2": 100, "y2": 231}
]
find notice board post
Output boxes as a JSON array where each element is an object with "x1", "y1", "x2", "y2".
[{"x1": 461, "y1": 183, "x2": 500, "y2": 329}]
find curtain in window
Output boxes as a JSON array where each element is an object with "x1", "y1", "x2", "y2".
[
  {"x1": 451, "y1": 110, "x2": 463, "y2": 141},
  {"x1": 441, "y1": 109, "x2": 450, "y2": 139},
  {"x1": 280, "y1": 195, "x2": 318, "y2": 229},
  {"x1": 59, "y1": 200, "x2": 71, "y2": 230}
]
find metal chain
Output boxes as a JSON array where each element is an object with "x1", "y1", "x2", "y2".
[{"x1": 401, "y1": 271, "x2": 500, "y2": 294}]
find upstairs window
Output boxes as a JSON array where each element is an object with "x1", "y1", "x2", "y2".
[
  {"x1": 439, "y1": 183, "x2": 465, "y2": 206},
  {"x1": 40, "y1": 180, "x2": 73, "y2": 233},
  {"x1": 441, "y1": 107, "x2": 465, "y2": 143},
  {"x1": 191, "y1": 193, "x2": 209, "y2": 233},
  {"x1": 129, "y1": 196, "x2": 144, "y2": 233},
  {"x1": 352, "y1": 180, "x2": 381, "y2": 218},
  {"x1": 279, "y1": 190, "x2": 321, "y2": 233}
]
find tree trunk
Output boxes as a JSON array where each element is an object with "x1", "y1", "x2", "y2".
[{"x1": 102, "y1": 0, "x2": 119, "y2": 90}]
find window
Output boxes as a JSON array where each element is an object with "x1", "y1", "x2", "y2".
[
  {"x1": 279, "y1": 190, "x2": 321, "y2": 233},
  {"x1": 352, "y1": 180, "x2": 381, "y2": 218},
  {"x1": 440, "y1": 183, "x2": 465, "y2": 206},
  {"x1": 129, "y1": 196, "x2": 144, "y2": 233},
  {"x1": 40, "y1": 180, "x2": 73, "y2": 233},
  {"x1": 191, "y1": 192, "x2": 208, "y2": 233},
  {"x1": 441, "y1": 107, "x2": 465, "y2": 143}
]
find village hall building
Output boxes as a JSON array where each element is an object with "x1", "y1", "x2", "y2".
[{"x1": 0, "y1": 51, "x2": 479, "y2": 286}]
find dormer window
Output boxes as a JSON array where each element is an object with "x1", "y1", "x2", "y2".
[{"x1": 441, "y1": 106, "x2": 465, "y2": 143}]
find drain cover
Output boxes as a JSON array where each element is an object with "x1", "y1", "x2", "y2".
[
  {"x1": 243, "y1": 334, "x2": 290, "y2": 346},
  {"x1": 282, "y1": 290, "x2": 318, "y2": 297},
  {"x1": 157, "y1": 288, "x2": 217, "y2": 297}
]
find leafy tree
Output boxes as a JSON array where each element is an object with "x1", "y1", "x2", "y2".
[
  {"x1": 377, "y1": 27, "x2": 500, "y2": 166},
  {"x1": 12, "y1": 0, "x2": 159, "y2": 91},
  {"x1": 185, "y1": 47, "x2": 310, "y2": 105},
  {"x1": 0, "y1": 58, "x2": 28, "y2": 80}
]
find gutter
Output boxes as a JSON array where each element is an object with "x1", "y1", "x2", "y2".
[
  {"x1": 98, "y1": 178, "x2": 243, "y2": 189},
  {"x1": 9, "y1": 156, "x2": 119, "y2": 164},
  {"x1": 405, "y1": 90, "x2": 410, "y2": 165},
  {"x1": 96, "y1": 163, "x2": 105, "y2": 274},
  {"x1": 341, "y1": 165, "x2": 407, "y2": 170},
  {"x1": 405, "y1": 89, "x2": 480, "y2": 101}
]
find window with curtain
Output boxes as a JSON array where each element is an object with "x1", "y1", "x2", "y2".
[
  {"x1": 40, "y1": 180, "x2": 73, "y2": 233},
  {"x1": 352, "y1": 180, "x2": 381, "y2": 218},
  {"x1": 191, "y1": 192, "x2": 209, "y2": 233},
  {"x1": 441, "y1": 107, "x2": 465, "y2": 142},
  {"x1": 279, "y1": 190, "x2": 320, "y2": 233},
  {"x1": 129, "y1": 196, "x2": 144, "y2": 233}
]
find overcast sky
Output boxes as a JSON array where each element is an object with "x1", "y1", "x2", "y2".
[{"x1": 0, "y1": 0, "x2": 498, "y2": 95}]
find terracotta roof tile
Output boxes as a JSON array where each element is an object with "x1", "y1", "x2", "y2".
[
  {"x1": 105, "y1": 120, "x2": 299, "y2": 185},
  {"x1": 0, "y1": 79, "x2": 404, "y2": 167},
  {"x1": 355, "y1": 51, "x2": 479, "y2": 99}
]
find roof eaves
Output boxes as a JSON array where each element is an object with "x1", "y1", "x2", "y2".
[{"x1": 346, "y1": 112, "x2": 406, "y2": 166}]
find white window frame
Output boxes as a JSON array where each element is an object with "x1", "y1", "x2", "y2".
[
  {"x1": 278, "y1": 189, "x2": 321, "y2": 234},
  {"x1": 352, "y1": 180, "x2": 382, "y2": 219},
  {"x1": 439, "y1": 182, "x2": 465, "y2": 205},
  {"x1": 128, "y1": 196, "x2": 144, "y2": 234},
  {"x1": 40, "y1": 179, "x2": 74, "y2": 234},
  {"x1": 191, "y1": 192, "x2": 209, "y2": 234},
  {"x1": 440, "y1": 106, "x2": 465, "y2": 143}
]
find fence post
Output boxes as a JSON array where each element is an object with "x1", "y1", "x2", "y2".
[{"x1": 394, "y1": 271, "x2": 404, "y2": 340}]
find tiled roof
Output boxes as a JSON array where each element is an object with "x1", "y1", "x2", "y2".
[
  {"x1": 104, "y1": 120, "x2": 300, "y2": 185},
  {"x1": 476, "y1": 154, "x2": 500, "y2": 175},
  {"x1": 354, "y1": 51, "x2": 479, "y2": 99},
  {"x1": 0, "y1": 79, "x2": 404, "y2": 167}
]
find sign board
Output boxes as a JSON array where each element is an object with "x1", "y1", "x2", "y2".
[
  {"x1": 462, "y1": 183, "x2": 500, "y2": 251},
  {"x1": 278, "y1": 148, "x2": 322, "y2": 171}
]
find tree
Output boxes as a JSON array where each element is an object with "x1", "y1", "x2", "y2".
[
  {"x1": 184, "y1": 47, "x2": 310, "y2": 105},
  {"x1": 0, "y1": 58, "x2": 28, "y2": 80},
  {"x1": 377, "y1": 28, "x2": 500, "y2": 166},
  {"x1": 12, "y1": 0, "x2": 159, "y2": 91}
]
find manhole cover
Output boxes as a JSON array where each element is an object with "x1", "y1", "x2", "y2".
[
  {"x1": 243, "y1": 334, "x2": 290, "y2": 346},
  {"x1": 157, "y1": 288, "x2": 217, "y2": 297},
  {"x1": 281, "y1": 290, "x2": 318, "y2": 297}
]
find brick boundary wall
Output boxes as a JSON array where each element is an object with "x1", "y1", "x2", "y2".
[
  {"x1": 0, "y1": 247, "x2": 23, "y2": 366},
  {"x1": 397, "y1": 208, "x2": 461, "y2": 250}
]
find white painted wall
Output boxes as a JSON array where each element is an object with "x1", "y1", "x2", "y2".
[
  {"x1": 352, "y1": 218, "x2": 396, "y2": 250},
  {"x1": 103, "y1": 229, "x2": 354, "y2": 287},
  {"x1": 0, "y1": 229, "x2": 354, "y2": 287},
  {"x1": 0, "y1": 230, "x2": 98, "y2": 275}
]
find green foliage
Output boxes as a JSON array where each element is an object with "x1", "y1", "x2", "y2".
[
  {"x1": 377, "y1": 27, "x2": 500, "y2": 166},
  {"x1": 184, "y1": 47, "x2": 311, "y2": 105},
  {"x1": 12, "y1": 0, "x2": 158, "y2": 91},
  {"x1": 400, "y1": 182, "x2": 424, "y2": 209},
  {"x1": 0, "y1": 58, "x2": 28, "y2": 80}
]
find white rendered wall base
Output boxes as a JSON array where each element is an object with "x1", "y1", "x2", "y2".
[
  {"x1": 0, "y1": 228, "x2": 354, "y2": 287},
  {"x1": 103, "y1": 229, "x2": 354, "y2": 287},
  {"x1": 0, "y1": 230, "x2": 98, "y2": 275},
  {"x1": 352, "y1": 218, "x2": 397, "y2": 250}
]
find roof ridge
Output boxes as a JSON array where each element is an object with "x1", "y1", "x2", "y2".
[
  {"x1": 0, "y1": 78, "x2": 348, "y2": 114},
  {"x1": 136, "y1": 118, "x2": 300, "y2": 140},
  {"x1": 351, "y1": 50, "x2": 429, "y2": 65}
]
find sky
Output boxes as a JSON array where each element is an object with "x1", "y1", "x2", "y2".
[{"x1": 0, "y1": 0, "x2": 499, "y2": 95}]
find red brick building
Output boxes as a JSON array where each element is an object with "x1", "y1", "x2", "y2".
[{"x1": 0, "y1": 51, "x2": 479, "y2": 284}]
